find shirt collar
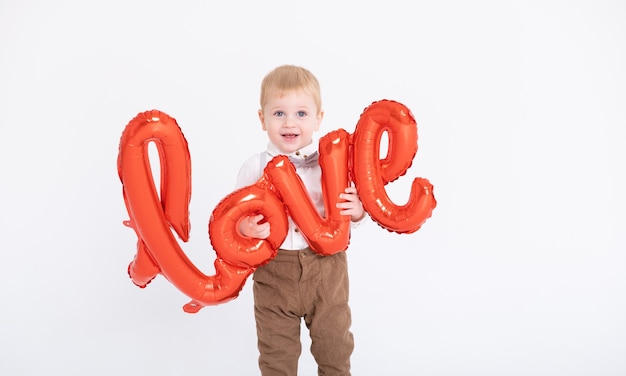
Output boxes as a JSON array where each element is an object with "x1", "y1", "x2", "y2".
[{"x1": 266, "y1": 140, "x2": 319, "y2": 167}]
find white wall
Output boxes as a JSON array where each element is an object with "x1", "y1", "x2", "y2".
[{"x1": 1, "y1": 0, "x2": 625, "y2": 375}]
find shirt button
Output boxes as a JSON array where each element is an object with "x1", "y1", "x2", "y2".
[
  {"x1": 295, "y1": 151, "x2": 300, "y2": 156},
  {"x1": 294, "y1": 228, "x2": 299, "y2": 233}
]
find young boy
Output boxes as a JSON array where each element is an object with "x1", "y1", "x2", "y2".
[{"x1": 236, "y1": 64, "x2": 365, "y2": 375}]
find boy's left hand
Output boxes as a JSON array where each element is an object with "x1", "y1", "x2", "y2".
[{"x1": 337, "y1": 186, "x2": 365, "y2": 222}]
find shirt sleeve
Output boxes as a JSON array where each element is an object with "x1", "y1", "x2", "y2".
[
  {"x1": 350, "y1": 211, "x2": 369, "y2": 230},
  {"x1": 235, "y1": 153, "x2": 263, "y2": 189}
]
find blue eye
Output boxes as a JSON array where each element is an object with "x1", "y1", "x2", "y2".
[
  {"x1": 297, "y1": 111, "x2": 307, "y2": 117},
  {"x1": 274, "y1": 111, "x2": 284, "y2": 117}
]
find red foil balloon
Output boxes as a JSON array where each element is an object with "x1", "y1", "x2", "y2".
[
  {"x1": 352, "y1": 100, "x2": 437, "y2": 233},
  {"x1": 118, "y1": 100, "x2": 436, "y2": 313},
  {"x1": 119, "y1": 110, "x2": 275, "y2": 313},
  {"x1": 209, "y1": 177, "x2": 288, "y2": 268},
  {"x1": 265, "y1": 129, "x2": 352, "y2": 255}
]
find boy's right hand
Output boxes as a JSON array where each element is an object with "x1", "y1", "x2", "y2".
[{"x1": 239, "y1": 214, "x2": 271, "y2": 239}]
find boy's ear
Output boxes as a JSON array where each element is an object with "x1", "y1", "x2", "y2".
[
  {"x1": 258, "y1": 109, "x2": 266, "y2": 130},
  {"x1": 315, "y1": 110, "x2": 324, "y2": 131}
]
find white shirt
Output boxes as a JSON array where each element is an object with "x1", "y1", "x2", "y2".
[{"x1": 236, "y1": 141, "x2": 323, "y2": 251}]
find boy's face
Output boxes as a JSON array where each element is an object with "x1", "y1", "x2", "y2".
[{"x1": 258, "y1": 90, "x2": 323, "y2": 154}]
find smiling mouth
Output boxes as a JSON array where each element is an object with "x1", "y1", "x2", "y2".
[{"x1": 282, "y1": 133, "x2": 299, "y2": 139}]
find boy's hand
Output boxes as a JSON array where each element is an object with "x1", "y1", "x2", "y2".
[
  {"x1": 239, "y1": 214, "x2": 271, "y2": 239},
  {"x1": 337, "y1": 186, "x2": 365, "y2": 222}
]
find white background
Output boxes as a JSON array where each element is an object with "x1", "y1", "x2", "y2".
[{"x1": 1, "y1": 0, "x2": 625, "y2": 375}]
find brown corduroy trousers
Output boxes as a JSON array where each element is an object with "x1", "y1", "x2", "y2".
[{"x1": 252, "y1": 248, "x2": 354, "y2": 376}]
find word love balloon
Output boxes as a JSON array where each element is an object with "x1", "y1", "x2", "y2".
[{"x1": 117, "y1": 99, "x2": 436, "y2": 313}]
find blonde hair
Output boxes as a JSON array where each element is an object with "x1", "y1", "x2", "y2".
[{"x1": 260, "y1": 65, "x2": 322, "y2": 112}]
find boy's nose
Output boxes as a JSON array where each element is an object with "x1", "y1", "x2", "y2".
[{"x1": 283, "y1": 115, "x2": 296, "y2": 127}]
